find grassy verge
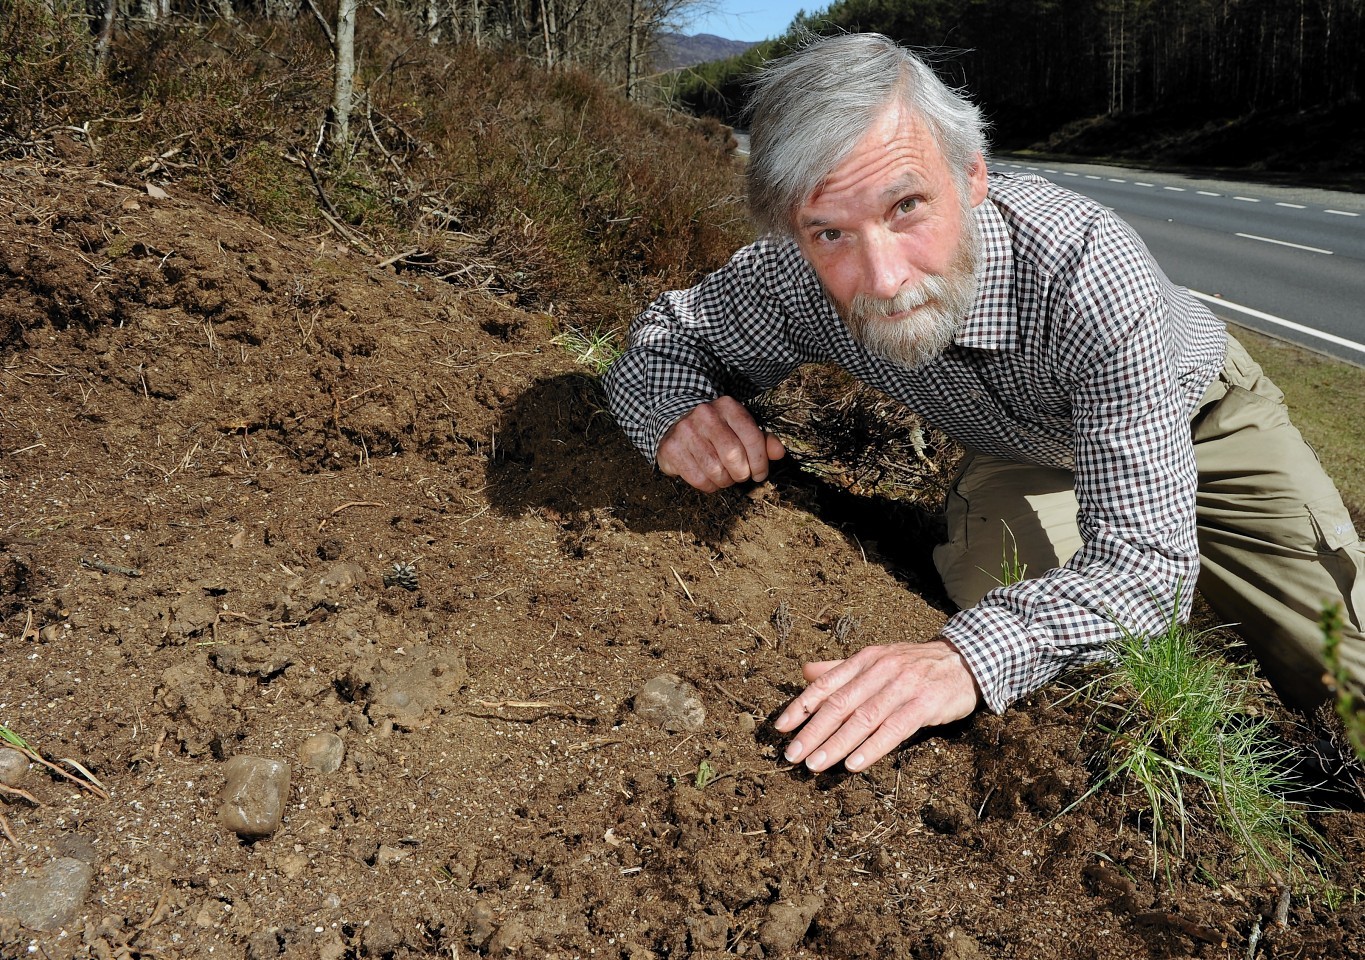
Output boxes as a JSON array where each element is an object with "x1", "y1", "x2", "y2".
[{"x1": 1230, "y1": 324, "x2": 1365, "y2": 514}]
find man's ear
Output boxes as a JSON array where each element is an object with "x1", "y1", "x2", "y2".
[{"x1": 967, "y1": 153, "x2": 988, "y2": 206}]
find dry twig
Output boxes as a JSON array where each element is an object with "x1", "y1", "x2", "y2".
[{"x1": 317, "y1": 500, "x2": 384, "y2": 531}]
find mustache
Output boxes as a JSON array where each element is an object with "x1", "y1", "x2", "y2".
[{"x1": 846, "y1": 274, "x2": 956, "y2": 322}]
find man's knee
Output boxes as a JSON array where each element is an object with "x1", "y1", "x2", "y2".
[{"x1": 936, "y1": 454, "x2": 1080, "y2": 608}]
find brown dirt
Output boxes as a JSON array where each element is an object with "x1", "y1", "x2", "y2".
[{"x1": 2, "y1": 159, "x2": 1363, "y2": 960}]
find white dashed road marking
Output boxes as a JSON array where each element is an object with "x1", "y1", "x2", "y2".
[
  {"x1": 1235, "y1": 233, "x2": 1333, "y2": 255},
  {"x1": 1191, "y1": 291, "x2": 1365, "y2": 357}
]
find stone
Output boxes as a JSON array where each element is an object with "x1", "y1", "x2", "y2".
[
  {"x1": 0, "y1": 856, "x2": 95, "y2": 932},
  {"x1": 0, "y1": 747, "x2": 29, "y2": 787},
  {"x1": 219, "y1": 756, "x2": 291, "y2": 838},
  {"x1": 634, "y1": 674, "x2": 706, "y2": 733},
  {"x1": 375, "y1": 844, "x2": 411, "y2": 866},
  {"x1": 299, "y1": 732, "x2": 346, "y2": 773}
]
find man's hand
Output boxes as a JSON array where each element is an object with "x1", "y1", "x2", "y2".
[
  {"x1": 773, "y1": 640, "x2": 981, "y2": 773},
  {"x1": 657, "y1": 396, "x2": 786, "y2": 493}
]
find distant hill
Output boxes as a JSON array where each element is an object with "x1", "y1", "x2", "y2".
[{"x1": 652, "y1": 32, "x2": 756, "y2": 71}]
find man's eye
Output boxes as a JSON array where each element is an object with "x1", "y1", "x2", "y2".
[
  {"x1": 820, "y1": 229, "x2": 842, "y2": 242},
  {"x1": 898, "y1": 197, "x2": 920, "y2": 214}
]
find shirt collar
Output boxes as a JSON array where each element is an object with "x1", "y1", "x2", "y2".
[{"x1": 951, "y1": 197, "x2": 1019, "y2": 352}]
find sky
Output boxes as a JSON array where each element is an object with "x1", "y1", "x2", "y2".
[{"x1": 682, "y1": 2, "x2": 823, "y2": 42}]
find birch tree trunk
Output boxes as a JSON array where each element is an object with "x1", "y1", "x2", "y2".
[
  {"x1": 94, "y1": 0, "x2": 116, "y2": 74},
  {"x1": 331, "y1": 0, "x2": 358, "y2": 153}
]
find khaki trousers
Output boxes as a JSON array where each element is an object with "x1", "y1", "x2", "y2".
[{"x1": 932, "y1": 336, "x2": 1365, "y2": 710}]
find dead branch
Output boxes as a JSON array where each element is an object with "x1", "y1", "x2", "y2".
[
  {"x1": 317, "y1": 500, "x2": 384, "y2": 531},
  {"x1": 303, "y1": 0, "x2": 335, "y2": 45},
  {"x1": 463, "y1": 699, "x2": 600, "y2": 724},
  {"x1": 286, "y1": 151, "x2": 375, "y2": 256},
  {"x1": 0, "y1": 781, "x2": 40, "y2": 805}
]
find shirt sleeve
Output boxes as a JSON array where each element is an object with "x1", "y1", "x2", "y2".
[
  {"x1": 603, "y1": 240, "x2": 818, "y2": 461},
  {"x1": 938, "y1": 220, "x2": 1203, "y2": 712}
]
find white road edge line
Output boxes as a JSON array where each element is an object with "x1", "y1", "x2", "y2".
[
  {"x1": 1234, "y1": 233, "x2": 1334, "y2": 255},
  {"x1": 1164, "y1": 186, "x2": 1186, "y2": 191},
  {"x1": 1190, "y1": 291, "x2": 1365, "y2": 356},
  {"x1": 1233, "y1": 196, "x2": 1261, "y2": 203},
  {"x1": 1325, "y1": 210, "x2": 1360, "y2": 217},
  {"x1": 1196, "y1": 190, "x2": 1220, "y2": 196},
  {"x1": 1276, "y1": 202, "x2": 1306, "y2": 209},
  {"x1": 1135, "y1": 182, "x2": 1154, "y2": 187}
]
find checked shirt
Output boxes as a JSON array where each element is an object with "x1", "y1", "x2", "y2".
[{"x1": 604, "y1": 173, "x2": 1228, "y2": 711}]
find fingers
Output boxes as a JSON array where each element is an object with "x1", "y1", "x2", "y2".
[
  {"x1": 802, "y1": 659, "x2": 842, "y2": 682},
  {"x1": 774, "y1": 641, "x2": 980, "y2": 774},
  {"x1": 765, "y1": 432, "x2": 787, "y2": 464},
  {"x1": 657, "y1": 397, "x2": 777, "y2": 492},
  {"x1": 779, "y1": 656, "x2": 899, "y2": 769}
]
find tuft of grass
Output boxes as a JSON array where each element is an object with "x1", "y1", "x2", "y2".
[
  {"x1": 981, "y1": 521, "x2": 1027, "y2": 588},
  {"x1": 0, "y1": 723, "x2": 32, "y2": 753},
  {"x1": 550, "y1": 325, "x2": 623, "y2": 376},
  {"x1": 1074, "y1": 610, "x2": 1318, "y2": 882}
]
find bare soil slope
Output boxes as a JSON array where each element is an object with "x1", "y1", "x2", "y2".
[{"x1": 2, "y1": 159, "x2": 1362, "y2": 960}]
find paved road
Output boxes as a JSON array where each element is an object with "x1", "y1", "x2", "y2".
[{"x1": 990, "y1": 156, "x2": 1365, "y2": 366}]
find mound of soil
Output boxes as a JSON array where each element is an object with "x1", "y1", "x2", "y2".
[{"x1": 2, "y1": 159, "x2": 1363, "y2": 959}]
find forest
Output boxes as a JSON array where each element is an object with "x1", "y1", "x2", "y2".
[{"x1": 672, "y1": 0, "x2": 1365, "y2": 162}]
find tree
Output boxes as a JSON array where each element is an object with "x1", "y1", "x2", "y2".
[{"x1": 329, "y1": 0, "x2": 358, "y2": 152}]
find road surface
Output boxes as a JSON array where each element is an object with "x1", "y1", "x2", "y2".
[{"x1": 990, "y1": 157, "x2": 1365, "y2": 366}]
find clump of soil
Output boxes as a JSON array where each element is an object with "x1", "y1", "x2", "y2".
[{"x1": 2, "y1": 160, "x2": 1363, "y2": 959}]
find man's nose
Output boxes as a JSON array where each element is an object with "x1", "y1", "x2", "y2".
[{"x1": 860, "y1": 233, "x2": 913, "y2": 301}]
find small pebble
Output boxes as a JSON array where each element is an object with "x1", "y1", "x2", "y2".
[
  {"x1": 0, "y1": 856, "x2": 94, "y2": 932},
  {"x1": 634, "y1": 674, "x2": 706, "y2": 733},
  {"x1": 218, "y1": 756, "x2": 291, "y2": 838},
  {"x1": 375, "y1": 844, "x2": 411, "y2": 866},
  {"x1": 299, "y1": 732, "x2": 346, "y2": 774},
  {"x1": 0, "y1": 747, "x2": 29, "y2": 787}
]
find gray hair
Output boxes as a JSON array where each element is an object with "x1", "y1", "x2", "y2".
[{"x1": 745, "y1": 33, "x2": 988, "y2": 237}]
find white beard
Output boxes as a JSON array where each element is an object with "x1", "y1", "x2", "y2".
[{"x1": 838, "y1": 203, "x2": 982, "y2": 369}]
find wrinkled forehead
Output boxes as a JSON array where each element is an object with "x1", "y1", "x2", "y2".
[{"x1": 796, "y1": 104, "x2": 956, "y2": 221}]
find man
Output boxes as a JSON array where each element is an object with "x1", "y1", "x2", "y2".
[{"x1": 604, "y1": 33, "x2": 1365, "y2": 775}]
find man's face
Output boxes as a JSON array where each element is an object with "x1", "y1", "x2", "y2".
[{"x1": 793, "y1": 103, "x2": 988, "y2": 367}]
